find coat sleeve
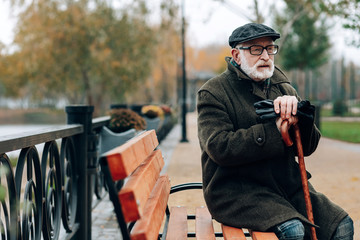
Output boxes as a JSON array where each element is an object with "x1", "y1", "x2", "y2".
[
  {"x1": 296, "y1": 112, "x2": 321, "y2": 156},
  {"x1": 197, "y1": 89, "x2": 286, "y2": 167}
]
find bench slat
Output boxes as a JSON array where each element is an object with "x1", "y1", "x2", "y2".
[
  {"x1": 119, "y1": 149, "x2": 164, "y2": 222},
  {"x1": 105, "y1": 130, "x2": 158, "y2": 181},
  {"x1": 195, "y1": 207, "x2": 216, "y2": 240},
  {"x1": 166, "y1": 206, "x2": 188, "y2": 240},
  {"x1": 221, "y1": 224, "x2": 247, "y2": 240},
  {"x1": 250, "y1": 230, "x2": 278, "y2": 240},
  {"x1": 131, "y1": 175, "x2": 171, "y2": 240}
]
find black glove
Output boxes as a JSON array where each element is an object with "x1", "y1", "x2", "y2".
[
  {"x1": 296, "y1": 100, "x2": 316, "y2": 121},
  {"x1": 254, "y1": 99, "x2": 315, "y2": 121},
  {"x1": 254, "y1": 100, "x2": 278, "y2": 120}
]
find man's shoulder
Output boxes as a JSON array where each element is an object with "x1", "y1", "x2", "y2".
[{"x1": 198, "y1": 71, "x2": 229, "y2": 93}]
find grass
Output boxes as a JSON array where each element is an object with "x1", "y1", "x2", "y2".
[
  {"x1": 319, "y1": 108, "x2": 333, "y2": 117},
  {"x1": 320, "y1": 121, "x2": 360, "y2": 143},
  {"x1": 320, "y1": 108, "x2": 360, "y2": 117}
]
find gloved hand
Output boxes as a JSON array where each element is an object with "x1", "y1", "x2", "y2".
[
  {"x1": 254, "y1": 100, "x2": 278, "y2": 120},
  {"x1": 254, "y1": 99, "x2": 315, "y2": 121}
]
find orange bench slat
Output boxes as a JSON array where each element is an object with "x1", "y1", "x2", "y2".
[
  {"x1": 130, "y1": 175, "x2": 171, "y2": 240},
  {"x1": 165, "y1": 206, "x2": 188, "y2": 240},
  {"x1": 118, "y1": 149, "x2": 164, "y2": 222},
  {"x1": 105, "y1": 130, "x2": 159, "y2": 181},
  {"x1": 250, "y1": 230, "x2": 279, "y2": 240},
  {"x1": 195, "y1": 207, "x2": 216, "y2": 240},
  {"x1": 221, "y1": 224, "x2": 247, "y2": 240}
]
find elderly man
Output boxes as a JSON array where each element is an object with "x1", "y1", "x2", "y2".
[{"x1": 196, "y1": 23, "x2": 354, "y2": 240}]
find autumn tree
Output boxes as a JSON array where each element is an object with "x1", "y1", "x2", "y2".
[
  {"x1": 187, "y1": 44, "x2": 229, "y2": 75},
  {"x1": 1, "y1": 0, "x2": 158, "y2": 115},
  {"x1": 128, "y1": 0, "x2": 182, "y2": 106}
]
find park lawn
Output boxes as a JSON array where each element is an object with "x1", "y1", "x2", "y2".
[{"x1": 320, "y1": 121, "x2": 360, "y2": 143}]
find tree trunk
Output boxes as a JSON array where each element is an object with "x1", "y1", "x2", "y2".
[{"x1": 81, "y1": 67, "x2": 95, "y2": 113}]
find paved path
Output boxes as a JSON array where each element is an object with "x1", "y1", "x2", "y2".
[
  {"x1": 306, "y1": 137, "x2": 360, "y2": 239},
  {"x1": 90, "y1": 112, "x2": 360, "y2": 239}
]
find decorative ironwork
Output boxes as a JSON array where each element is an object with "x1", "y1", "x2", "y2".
[
  {"x1": 0, "y1": 153, "x2": 18, "y2": 239},
  {"x1": 0, "y1": 106, "x2": 123, "y2": 240},
  {"x1": 60, "y1": 137, "x2": 77, "y2": 233},
  {"x1": 15, "y1": 146, "x2": 43, "y2": 240},
  {"x1": 93, "y1": 133, "x2": 105, "y2": 200},
  {"x1": 41, "y1": 141, "x2": 62, "y2": 240},
  {"x1": 91, "y1": 119, "x2": 109, "y2": 200},
  {"x1": 94, "y1": 160, "x2": 105, "y2": 199}
]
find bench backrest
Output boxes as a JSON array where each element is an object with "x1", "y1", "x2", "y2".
[
  {"x1": 100, "y1": 130, "x2": 170, "y2": 240},
  {"x1": 100, "y1": 130, "x2": 279, "y2": 240}
]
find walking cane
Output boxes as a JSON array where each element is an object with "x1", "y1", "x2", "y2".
[{"x1": 280, "y1": 120, "x2": 317, "y2": 240}]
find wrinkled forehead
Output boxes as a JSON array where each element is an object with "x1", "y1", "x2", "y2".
[{"x1": 241, "y1": 36, "x2": 274, "y2": 46}]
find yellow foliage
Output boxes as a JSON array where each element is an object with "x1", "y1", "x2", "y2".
[
  {"x1": 141, "y1": 105, "x2": 165, "y2": 119},
  {"x1": 111, "y1": 61, "x2": 122, "y2": 68},
  {"x1": 187, "y1": 45, "x2": 230, "y2": 74}
]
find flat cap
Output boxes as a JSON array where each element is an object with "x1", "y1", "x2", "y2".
[{"x1": 229, "y1": 23, "x2": 280, "y2": 48}]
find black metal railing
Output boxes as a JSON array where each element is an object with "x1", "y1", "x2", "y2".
[
  {"x1": 0, "y1": 104, "x2": 174, "y2": 240},
  {"x1": 0, "y1": 105, "x2": 110, "y2": 240}
]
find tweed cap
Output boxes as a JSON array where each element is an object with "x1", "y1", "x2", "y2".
[{"x1": 229, "y1": 23, "x2": 280, "y2": 48}]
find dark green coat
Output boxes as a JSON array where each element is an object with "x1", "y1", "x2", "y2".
[{"x1": 197, "y1": 57, "x2": 348, "y2": 239}]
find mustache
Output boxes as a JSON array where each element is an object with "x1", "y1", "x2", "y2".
[{"x1": 255, "y1": 59, "x2": 274, "y2": 68}]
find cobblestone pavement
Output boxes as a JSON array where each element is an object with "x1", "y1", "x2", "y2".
[{"x1": 91, "y1": 195, "x2": 122, "y2": 239}]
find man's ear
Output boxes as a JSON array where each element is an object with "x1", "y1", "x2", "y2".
[{"x1": 231, "y1": 48, "x2": 241, "y2": 65}]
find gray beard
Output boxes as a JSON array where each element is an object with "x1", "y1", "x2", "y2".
[{"x1": 239, "y1": 51, "x2": 274, "y2": 81}]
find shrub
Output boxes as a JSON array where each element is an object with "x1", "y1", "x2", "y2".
[
  {"x1": 108, "y1": 108, "x2": 146, "y2": 133},
  {"x1": 160, "y1": 105, "x2": 172, "y2": 115},
  {"x1": 141, "y1": 105, "x2": 164, "y2": 119},
  {"x1": 332, "y1": 99, "x2": 348, "y2": 116}
]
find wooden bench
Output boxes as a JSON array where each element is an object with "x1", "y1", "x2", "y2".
[{"x1": 99, "y1": 130, "x2": 278, "y2": 240}]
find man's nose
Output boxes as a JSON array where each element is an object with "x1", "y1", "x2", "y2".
[{"x1": 260, "y1": 49, "x2": 270, "y2": 60}]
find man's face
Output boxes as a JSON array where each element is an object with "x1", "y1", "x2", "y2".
[{"x1": 231, "y1": 37, "x2": 275, "y2": 82}]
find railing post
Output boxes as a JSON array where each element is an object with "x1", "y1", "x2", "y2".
[{"x1": 66, "y1": 105, "x2": 94, "y2": 240}]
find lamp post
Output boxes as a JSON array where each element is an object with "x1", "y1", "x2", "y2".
[{"x1": 180, "y1": 0, "x2": 188, "y2": 142}]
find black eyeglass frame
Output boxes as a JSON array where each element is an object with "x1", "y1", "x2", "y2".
[{"x1": 236, "y1": 45, "x2": 279, "y2": 56}]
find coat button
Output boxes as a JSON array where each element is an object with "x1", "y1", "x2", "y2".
[{"x1": 257, "y1": 137, "x2": 263, "y2": 143}]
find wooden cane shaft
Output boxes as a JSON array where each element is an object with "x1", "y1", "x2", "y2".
[
  {"x1": 293, "y1": 124, "x2": 317, "y2": 240},
  {"x1": 280, "y1": 121, "x2": 317, "y2": 240}
]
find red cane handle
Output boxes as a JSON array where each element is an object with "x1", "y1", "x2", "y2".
[
  {"x1": 280, "y1": 120, "x2": 293, "y2": 146},
  {"x1": 280, "y1": 121, "x2": 317, "y2": 240}
]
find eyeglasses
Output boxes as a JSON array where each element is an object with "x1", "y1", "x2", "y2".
[{"x1": 237, "y1": 45, "x2": 279, "y2": 56}]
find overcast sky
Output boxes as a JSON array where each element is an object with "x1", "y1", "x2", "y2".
[{"x1": 1, "y1": 0, "x2": 359, "y2": 62}]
